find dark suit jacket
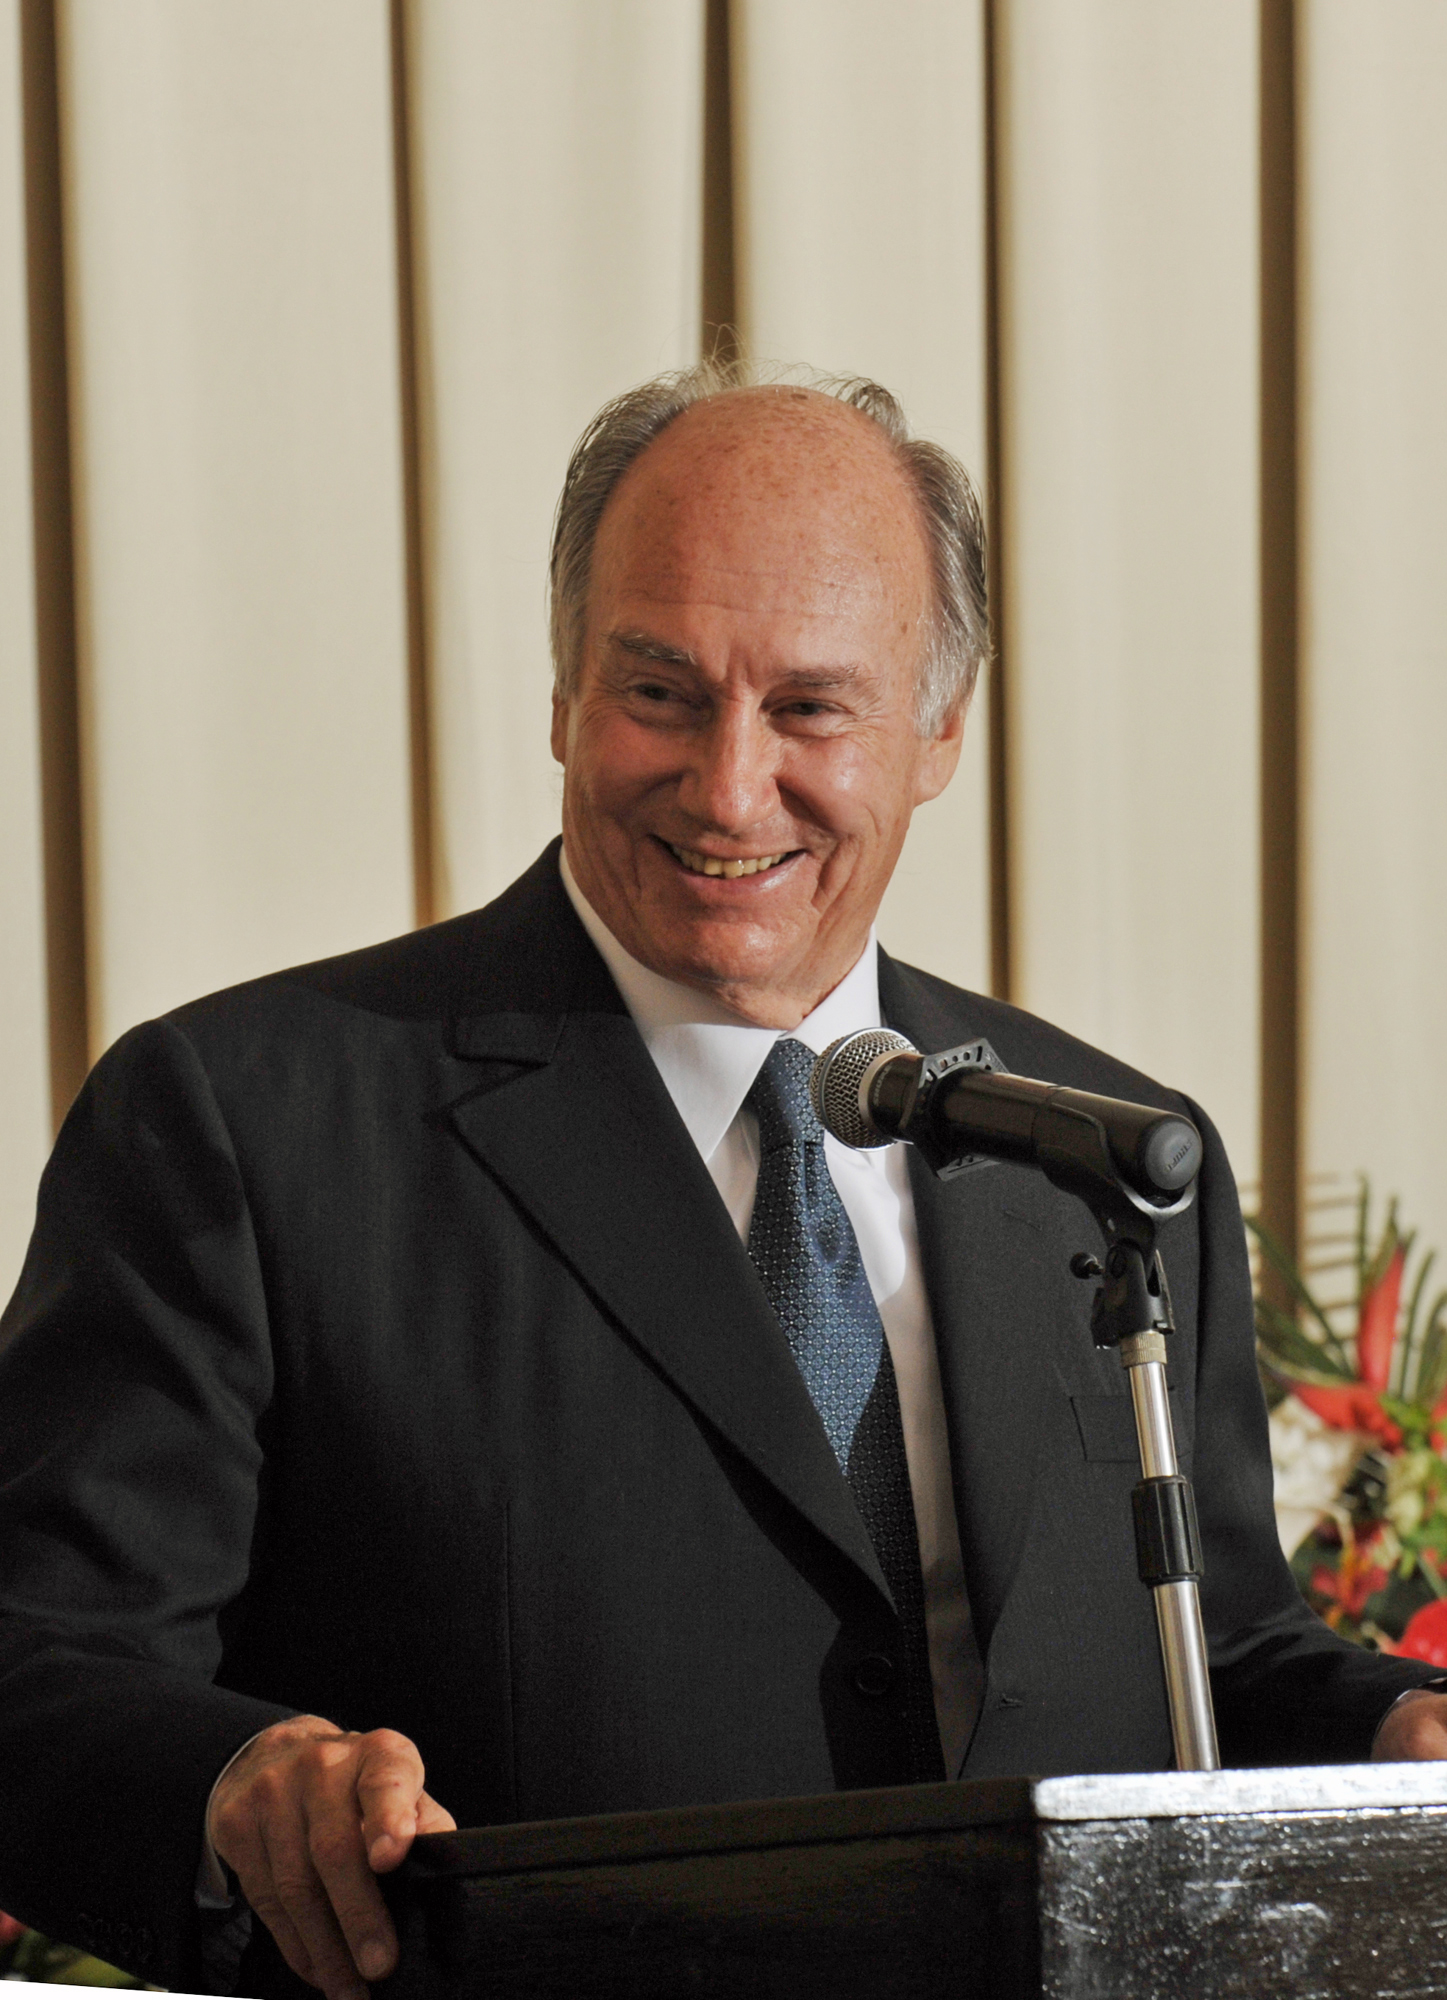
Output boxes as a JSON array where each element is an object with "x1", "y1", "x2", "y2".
[{"x1": 0, "y1": 843, "x2": 1437, "y2": 1988}]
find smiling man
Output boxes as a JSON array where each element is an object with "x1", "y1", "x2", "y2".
[
  {"x1": 551, "y1": 384, "x2": 964, "y2": 1029},
  {"x1": 2, "y1": 365, "x2": 1445, "y2": 2000}
]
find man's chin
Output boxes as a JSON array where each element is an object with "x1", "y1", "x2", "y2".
[{"x1": 628, "y1": 915, "x2": 816, "y2": 1016}]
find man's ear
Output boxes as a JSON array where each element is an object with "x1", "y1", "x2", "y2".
[
  {"x1": 912, "y1": 698, "x2": 967, "y2": 806},
  {"x1": 550, "y1": 691, "x2": 571, "y2": 766}
]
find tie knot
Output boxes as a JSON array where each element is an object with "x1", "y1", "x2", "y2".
[{"x1": 747, "y1": 1037, "x2": 823, "y2": 1153}]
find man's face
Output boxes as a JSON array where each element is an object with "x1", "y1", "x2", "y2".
[{"x1": 551, "y1": 389, "x2": 966, "y2": 1028}]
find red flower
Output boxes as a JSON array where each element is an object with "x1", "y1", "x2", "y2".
[
  {"x1": 1293, "y1": 1380, "x2": 1403, "y2": 1449},
  {"x1": 1358, "y1": 1245, "x2": 1406, "y2": 1390},
  {"x1": 1311, "y1": 1532, "x2": 1390, "y2": 1624},
  {"x1": 0, "y1": 1911, "x2": 26, "y2": 1949},
  {"x1": 1399, "y1": 1597, "x2": 1447, "y2": 1670}
]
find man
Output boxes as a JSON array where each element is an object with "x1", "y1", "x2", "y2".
[{"x1": 2, "y1": 365, "x2": 1444, "y2": 2000}]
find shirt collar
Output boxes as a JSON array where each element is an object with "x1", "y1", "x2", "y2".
[{"x1": 559, "y1": 849, "x2": 882, "y2": 1163}]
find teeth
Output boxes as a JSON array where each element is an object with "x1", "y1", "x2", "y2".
[{"x1": 670, "y1": 845, "x2": 786, "y2": 878}]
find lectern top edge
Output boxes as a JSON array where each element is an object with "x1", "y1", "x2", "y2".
[
  {"x1": 1033, "y1": 1761, "x2": 1447, "y2": 1823},
  {"x1": 404, "y1": 1776, "x2": 1039, "y2": 1883},
  {"x1": 400, "y1": 1762, "x2": 1447, "y2": 1892}
]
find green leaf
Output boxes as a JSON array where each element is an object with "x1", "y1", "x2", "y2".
[
  {"x1": 1254, "y1": 1291, "x2": 1355, "y2": 1376},
  {"x1": 1245, "y1": 1214, "x2": 1353, "y2": 1368},
  {"x1": 1399, "y1": 1249, "x2": 1438, "y2": 1400},
  {"x1": 1417, "y1": 1299, "x2": 1447, "y2": 1410},
  {"x1": 1257, "y1": 1332, "x2": 1356, "y2": 1386}
]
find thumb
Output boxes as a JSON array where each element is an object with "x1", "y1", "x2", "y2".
[{"x1": 414, "y1": 1791, "x2": 458, "y2": 1837}]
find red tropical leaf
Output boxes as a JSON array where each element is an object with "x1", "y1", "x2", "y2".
[
  {"x1": 1292, "y1": 1380, "x2": 1403, "y2": 1448},
  {"x1": 1358, "y1": 1244, "x2": 1406, "y2": 1390},
  {"x1": 1399, "y1": 1597, "x2": 1447, "y2": 1670}
]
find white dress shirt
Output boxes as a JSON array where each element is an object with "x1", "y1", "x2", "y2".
[{"x1": 561, "y1": 853, "x2": 984, "y2": 1775}]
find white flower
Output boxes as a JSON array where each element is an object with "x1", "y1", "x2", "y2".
[
  {"x1": 1384, "y1": 1448, "x2": 1435, "y2": 1539},
  {"x1": 1269, "y1": 1395, "x2": 1366, "y2": 1559}
]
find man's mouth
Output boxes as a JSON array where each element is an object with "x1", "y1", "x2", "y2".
[{"x1": 665, "y1": 842, "x2": 796, "y2": 880}]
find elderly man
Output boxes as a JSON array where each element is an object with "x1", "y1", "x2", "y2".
[{"x1": 1, "y1": 365, "x2": 1443, "y2": 2000}]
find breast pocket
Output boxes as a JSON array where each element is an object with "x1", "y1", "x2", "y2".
[{"x1": 1070, "y1": 1390, "x2": 1179, "y2": 1464}]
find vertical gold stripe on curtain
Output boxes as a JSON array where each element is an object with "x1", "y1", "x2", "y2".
[
  {"x1": 731, "y1": 0, "x2": 992, "y2": 995},
  {"x1": 405, "y1": 0, "x2": 705, "y2": 920},
  {"x1": 0, "y1": 0, "x2": 51, "y2": 1298},
  {"x1": 57, "y1": 0, "x2": 413, "y2": 1053},
  {"x1": 1299, "y1": 3, "x2": 1447, "y2": 1256},
  {"x1": 1257, "y1": 0, "x2": 1300, "y2": 1268},
  {"x1": 996, "y1": 0, "x2": 1261, "y2": 1178}
]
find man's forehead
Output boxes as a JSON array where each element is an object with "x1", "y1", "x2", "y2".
[
  {"x1": 602, "y1": 552, "x2": 897, "y2": 625},
  {"x1": 593, "y1": 389, "x2": 927, "y2": 593}
]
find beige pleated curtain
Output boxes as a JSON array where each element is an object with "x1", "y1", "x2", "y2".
[{"x1": 2, "y1": 0, "x2": 1444, "y2": 1308}]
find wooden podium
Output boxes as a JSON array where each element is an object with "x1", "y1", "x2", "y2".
[{"x1": 378, "y1": 1765, "x2": 1447, "y2": 1999}]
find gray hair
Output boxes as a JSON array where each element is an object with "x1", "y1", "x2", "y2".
[{"x1": 548, "y1": 359, "x2": 988, "y2": 736}]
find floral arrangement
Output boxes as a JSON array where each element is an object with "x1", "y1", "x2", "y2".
[
  {"x1": 0, "y1": 1911, "x2": 143, "y2": 1986},
  {"x1": 1254, "y1": 1180, "x2": 1447, "y2": 1664}
]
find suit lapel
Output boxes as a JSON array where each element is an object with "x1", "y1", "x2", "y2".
[
  {"x1": 880, "y1": 954, "x2": 1067, "y2": 1648},
  {"x1": 444, "y1": 875, "x2": 889, "y2": 1606},
  {"x1": 907, "y1": 1155, "x2": 1064, "y2": 1644}
]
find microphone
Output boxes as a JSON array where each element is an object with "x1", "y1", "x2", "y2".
[{"x1": 810, "y1": 1029, "x2": 1203, "y2": 1203}]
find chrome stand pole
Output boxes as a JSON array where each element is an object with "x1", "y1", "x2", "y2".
[{"x1": 1120, "y1": 1328, "x2": 1219, "y2": 1772}]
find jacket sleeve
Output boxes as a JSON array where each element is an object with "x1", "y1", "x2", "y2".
[
  {"x1": 0, "y1": 1019, "x2": 296, "y2": 1989},
  {"x1": 1186, "y1": 1096, "x2": 1443, "y2": 1763}
]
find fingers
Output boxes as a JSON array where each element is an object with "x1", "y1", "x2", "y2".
[
  {"x1": 210, "y1": 1717, "x2": 447, "y2": 1998},
  {"x1": 354, "y1": 1729, "x2": 430, "y2": 1873},
  {"x1": 211, "y1": 1790, "x2": 320, "y2": 1991},
  {"x1": 304, "y1": 1738, "x2": 400, "y2": 1989},
  {"x1": 1374, "y1": 1689, "x2": 1447, "y2": 1761},
  {"x1": 259, "y1": 1778, "x2": 371, "y2": 2000}
]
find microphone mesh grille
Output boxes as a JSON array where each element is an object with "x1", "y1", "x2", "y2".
[{"x1": 810, "y1": 1029, "x2": 918, "y2": 1148}]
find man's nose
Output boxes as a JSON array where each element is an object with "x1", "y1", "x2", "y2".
[{"x1": 680, "y1": 706, "x2": 779, "y2": 832}]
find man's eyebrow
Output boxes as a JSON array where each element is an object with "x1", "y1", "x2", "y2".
[
  {"x1": 605, "y1": 630, "x2": 870, "y2": 692},
  {"x1": 606, "y1": 630, "x2": 704, "y2": 670}
]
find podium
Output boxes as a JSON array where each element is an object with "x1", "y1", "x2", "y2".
[{"x1": 378, "y1": 1765, "x2": 1447, "y2": 1998}]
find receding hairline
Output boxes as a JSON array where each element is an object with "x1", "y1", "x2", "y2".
[
  {"x1": 590, "y1": 382, "x2": 937, "y2": 569},
  {"x1": 607, "y1": 379, "x2": 918, "y2": 473}
]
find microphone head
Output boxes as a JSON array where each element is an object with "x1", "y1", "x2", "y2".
[
  {"x1": 810, "y1": 1029, "x2": 918, "y2": 1148},
  {"x1": 1138, "y1": 1115, "x2": 1204, "y2": 1195}
]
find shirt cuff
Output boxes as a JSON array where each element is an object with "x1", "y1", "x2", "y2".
[
  {"x1": 1370, "y1": 1675, "x2": 1447, "y2": 1758},
  {"x1": 195, "y1": 1730, "x2": 269, "y2": 1909}
]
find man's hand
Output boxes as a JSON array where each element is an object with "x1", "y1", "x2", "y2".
[
  {"x1": 1372, "y1": 1688, "x2": 1447, "y2": 1761},
  {"x1": 209, "y1": 1714, "x2": 456, "y2": 2000}
]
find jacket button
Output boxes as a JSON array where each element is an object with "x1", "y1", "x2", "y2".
[{"x1": 852, "y1": 1653, "x2": 896, "y2": 1697}]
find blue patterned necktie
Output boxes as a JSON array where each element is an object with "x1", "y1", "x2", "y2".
[{"x1": 746, "y1": 1036, "x2": 944, "y2": 1782}]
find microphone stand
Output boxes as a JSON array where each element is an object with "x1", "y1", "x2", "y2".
[
  {"x1": 1070, "y1": 1232, "x2": 1219, "y2": 1771},
  {"x1": 1034, "y1": 1095, "x2": 1220, "y2": 1773}
]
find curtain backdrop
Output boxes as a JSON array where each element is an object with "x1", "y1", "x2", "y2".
[{"x1": 2, "y1": 0, "x2": 1444, "y2": 1305}]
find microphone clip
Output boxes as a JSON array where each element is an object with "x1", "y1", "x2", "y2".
[
  {"x1": 1077, "y1": 1237, "x2": 1178, "y2": 1351},
  {"x1": 903, "y1": 1038, "x2": 1009, "y2": 1178}
]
